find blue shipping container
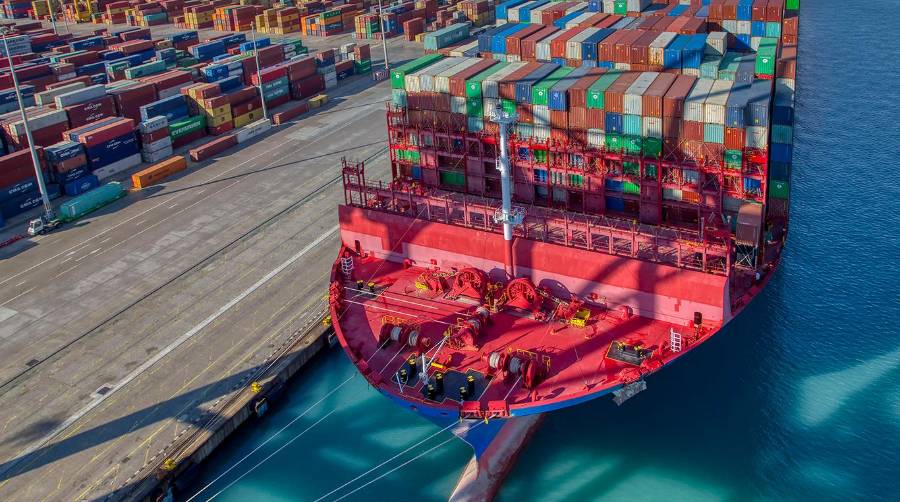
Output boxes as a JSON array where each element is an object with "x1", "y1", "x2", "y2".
[
  {"x1": 582, "y1": 29, "x2": 614, "y2": 61},
  {"x1": 681, "y1": 35, "x2": 708, "y2": 69},
  {"x1": 605, "y1": 197, "x2": 625, "y2": 212},
  {"x1": 0, "y1": 177, "x2": 37, "y2": 203},
  {"x1": 664, "y1": 35, "x2": 691, "y2": 70},
  {"x1": 45, "y1": 142, "x2": 84, "y2": 164},
  {"x1": 491, "y1": 23, "x2": 528, "y2": 54},
  {"x1": 725, "y1": 83, "x2": 751, "y2": 129},
  {"x1": 771, "y1": 143, "x2": 793, "y2": 164},
  {"x1": 495, "y1": 0, "x2": 530, "y2": 21},
  {"x1": 55, "y1": 166, "x2": 89, "y2": 184},
  {"x1": 63, "y1": 174, "x2": 100, "y2": 196},
  {"x1": 85, "y1": 134, "x2": 139, "y2": 168},
  {"x1": 515, "y1": 64, "x2": 557, "y2": 104},
  {"x1": 605, "y1": 112, "x2": 623, "y2": 134},
  {"x1": 747, "y1": 79, "x2": 772, "y2": 126},
  {"x1": 140, "y1": 95, "x2": 189, "y2": 122}
]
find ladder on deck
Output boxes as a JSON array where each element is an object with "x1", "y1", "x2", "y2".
[{"x1": 670, "y1": 328, "x2": 683, "y2": 353}]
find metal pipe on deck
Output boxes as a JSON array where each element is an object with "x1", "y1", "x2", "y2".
[{"x1": 492, "y1": 111, "x2": 520, "y2": 278}]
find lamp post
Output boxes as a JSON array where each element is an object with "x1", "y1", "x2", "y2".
[
  {"x1": 376, "y1": 0, "x2": 389, "y2": 70},
  {"x1": 251, "y1": 23, "x2": 268, "y2": 121},
  {"x1": 46, "y1": 0, "x2": 59, "y2": 35},
  {"x1": 1, "y1": 29, "x2": 54, "y2": 221}
]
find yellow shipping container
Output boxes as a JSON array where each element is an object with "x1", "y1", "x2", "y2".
[
  {"x1": 207, "y1": 111, "x2": 233, "y2": 127},
  {"x1": 234, "y1": 109, "x2": 264, "y2": 128},
  {"x1": 308, "y1": 94, "x2": 328, "y2": 108}
]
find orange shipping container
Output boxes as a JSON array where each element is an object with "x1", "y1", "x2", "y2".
[{"x1": 131, "y1": 156, "x2": 187, "y2": 189}]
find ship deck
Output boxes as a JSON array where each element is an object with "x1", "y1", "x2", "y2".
[{"x1": 334, "y1": 254, "x2": 718, "y2": 414}]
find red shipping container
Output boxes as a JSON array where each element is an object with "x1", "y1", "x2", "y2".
[
  {"x1": 251, "y1": 66, "x2": 288, "y2": 86},
  {"x1": 5, "y1": 122, "x2": 68, "y2": 150},
  {"x1": 520, "y1": 26, "x2": 558, "y2": 61},
  {"x1": 207, "y1": 122, "x2": 234, "y2": 136},
  {"x1": 549, "y1": 110, "x2": 567, "y2": 129},
  {"x1": 551, "y1": 27, "x2": 586, "y2": 60},
  {"x1": 568, "y1": 68, "x2": 604, "y2": 108},
  {"x1": 499, "y1": 63, "x2": 539, "y2": 101},
  {"x1": 598, "y1": 29, "x2": 626, "y2": 62},
  {"x1": 614, "y1": 30, "x2": 643, "y2": 64},
  {"x1": 172, "y1": 128, "x2": 205, "y2": 149},
  {"x1": 65, "y1": 95, "x2": 117, "y2": 128},
  {"x1": 189, "y1": 133, "x2": 236, "y2": 161},
  {"x1": 587, "y1": 108, "x2": 604, "y2": 129},
  {"x1": 110, "y1": 83, "x2": 158, "y2": 123},
  {"x1": 603, "y1": 72, "x2": 640, "y2": 114},
  {"x1": 766, "y1": 0, "x2": 784, "y2": 22},
  {"x1": 682, "y1": 121, "x2": 704, "y2": 141},
  {"x1": 777, "y1": 44, "x2": 797, "y2": 79},
  {"x1": 506, "y1": 24, "x2": 544, "y2": 57},
  {"x1": 515, "y1": 103, "x2": 533, "y2": 124},
  {"x1": 290, "y1": 74, "x2": 325, "y2": 100},
  {"x1": 54, "y1": 154, "x2": 87, "y2": 173},
  {"x1": 283, "y1": 57, "x2": 317, "y2": 83},
  {"x1": 629, "y1": 30, "x2": 659, "y2": 65},
  {"x1": 46, "y1": 76, "x2": 93, "y2": 90},
  {"x1": 663, "y1": 75, "x2": 697, "y2": 117},
  {"x1": 141, "y1": 128, "x2": 170, "y2": 144},
  {"x1": 0, "y1": 149, "x2": 45, "y2": 187},
  {"x1": 232, "y1": 97, "x2": 262, "y2": 117},
  {"x1": 642, "y1": 73, "x2": 677, "y2": 118},
  {"x1": 121, "y1": 29, "x2": 151, "y2": 41},
  {"x1": 449, "y1": 59, "x2": 496, "y2": 97},
  {"x1": 568, "y1": 106, "x2": 587, "y2": 130},
  {"x1": 116, "y1": 39, "x2": 155, "y2": 55},
  {"x1": 71, "y1": 118, "x2": 135, "y2": 148},
  {"x1": 724, "y1": 127, "x2": 745, "y2": 150},
  {"x1": 224, "y1": 87, "x2": 258, "y2": 106}
]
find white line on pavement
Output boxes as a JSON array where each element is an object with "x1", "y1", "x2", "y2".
[{"x1": 0, "y1": 225, "x2": 339, "y2": 480}]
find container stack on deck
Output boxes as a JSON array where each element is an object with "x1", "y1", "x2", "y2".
[
  {"x1": 386, "y1": 0, "x2": 799, "y2": 257},
  {"x1": 0, "y1": 19, "x2": 373, "y2": 224}
]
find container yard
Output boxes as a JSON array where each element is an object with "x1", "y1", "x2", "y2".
[{"x1": 0, "y1": 0, "x2": 825, "y2": 500}]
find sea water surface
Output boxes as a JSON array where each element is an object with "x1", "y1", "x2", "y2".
[{"x1": 183, "y1": 2, "x2": 900, "y2": 500}]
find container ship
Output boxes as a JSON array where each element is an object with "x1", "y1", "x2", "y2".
[{"x1": 328, "y1": 0, "x2": 798, "y2": 495}]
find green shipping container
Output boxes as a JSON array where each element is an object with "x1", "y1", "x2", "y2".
[
  {"x1": 704, "y1": 123, "x2": 725, "y2": 144},
  {"x1": 645, "y1": 163, "x2": 658, "y2": 179},
  {"x1": 786, "y1": 0, "x2": 799, "y2": 10},
  {"x1": 614, "y1": 0, "x2": 627, "y2": 15},
  {"x1": 124, "y1": 60, "x2": 167, "y2": 79},
  {"x1": 423, "y1": 23, "x2": 470, "y2": 51},
  {"x1": 501, "y1": 98, "x2": 516, "y2": 115},
  {"x1": 623, "y1": 135, "x2": 642, "y2": 155},
  {"x1": 643, "y1": 137, "x2": 662, "y2": 158},
  {"x1": 605, "y1": 133, "x2": 623, "y2": 152},
  {"x1": 532, "y1": 67, "x2": 574, "y2": 106},
  {"x1": 623, "y1": 161, "x2": 640, "y2": 177},
  {"x1": 466, "y1": 97, "x2": 483, "y2": 117},
  {"x1": 586, "y1": 71, "x2": 622, "y2": 109},
  {"x1": 772, "y1": 124, "x2": 793, "y2": 144},
  {"x1": 725, "y1": 149, "x2": 743, "y2": 169},
  {"x1": 765, "y1": 22, "x2": 782, "y2": 38},
  {"x1": 440, "y1": 170, "x2": 465, "y2": 187},
  {"x1": 769, "y1": 180, "x2": 790, "y2": 199},
  {"x1": 391, "y1": 54, "x2": 443, "y2": 90},
  {"x1": 58, "y1": 182, "x2": 124, "y2": 220},
  {"x1": 170, "y1": 115, "x2": 206, "y2": 139},
  {"x1": 622, "y1": 181, "x2": 640, "y2": 195}
]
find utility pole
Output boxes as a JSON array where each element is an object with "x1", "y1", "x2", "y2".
[
  {"x1": 376, "y1": 0, "x2": 390, "y2": 70},
  {"x1": 251, "y1": 23, "x2": 268, "y2": 120},
  {"x1": 2, "y1": 30, "x2": 54, "y2": 221},
  {"x1": 46, "y1": 0, "x2": 59, "y2": 35}
]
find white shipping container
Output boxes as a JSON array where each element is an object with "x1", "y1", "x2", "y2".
[
  {"x1": 324, "y1": 73, "x2": 337, "y2": 89},
  {"x1": 450, "y1": 96, "x2": 467, "y2": 114},
  {"x1": 777, "y1": 77, "x2": 796, "y2": 91},
  {"x1": 236, "y1": 119, "x2": 271, "y2": 143},
  {"x1": 745, "y1": 126, "x2": 768, "y2": 149},
  {"x1": 506, "y1": 55, "x2": 521, "y2": 62},
  {"x1": 614, "y1": 63, "x2": 631, "y2": 71},
  {"x1": 706, "y1": 32, "x2": 727, "y2": 56},
  {"x1": 736, "y1": 21, "x2": 752, "y2": 35},
  {"x1": 532, "y1": 105, "x2": 550, "y2": 126},
  {"x1": 566, "y1": 12, "x2": 593, "y2": 29},
  {"x1": 8, "y1": 109, "x2": 68, "y2": 137},
  {"x1": 140, "y1": 115, "x2": 169, "y2": 134},
  {"x1": 54, "y1": 84, "x2": 107, "y2": 108},
  {"x1": 642, "y1": 116, "x2": 663, "y2": 139},
  {"x1": 750, "y1": 37, "x2": 762, "y2": 51},
  {"x1": 567, "y1": 28, "x2": 598, "y2": 60},
  {"x1": 603, "y1": 0, "x2": 615, "y2": 12},
  {"x1": 529, "y1": 3, "x2": 554, "y2": 24},
  {"x1": 683, "y1": 68, "x2": 700, "y2": 77},
  {"x1": 141, "y1": 146, "x2": 173, "y2": 163},
  {"x1": 142, "y1": 136, "x2": 173, "y2": 154},
  {"x1": 587, "y1": 128, "x2": 605, "y2": 148},
  {"x1": 36, "y1": 82, "x2": 86, "y2": 106},
  {"x1": 624, "y1": 72, "x2": 658, "y2": 115},
  {"x1": 435, "y1": 59, "x2": 479, "y2": 94},
  {"x1": 93, "y1": 153, "x2": 141, "y2": 180},
  {"x1": 536, "y1": 32, "x2": 564, "y2": 62},
  {"x1": 533, "y1": 125, "x2": 550, "y2": 141},
  {"x1": 684, "y1": 78, "x2": 714, "y2": 122},
  {"x1": 649, "y1": 32, "x2": 678, "y2": 67},
  {"x1": 722, "y1": 20, "x2": 738, "y2": 34},
  {"x1": 482, "y1": 63, "x2": 525, "y2": 98},
  {"x1": 483, "y1": 97, "x2": 499, "y2": 118},
  {"x1": 627, "y1": 0, "x2": 651, "y2": 12},
  {"x1": 704, "y1": 79, "x2": 733, "y2": 125},
  {"x1": 158, "y1": 83, "x2": 191, "y2": 99}
]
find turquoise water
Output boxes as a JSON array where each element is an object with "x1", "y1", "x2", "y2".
[{"x1": 184, "y1": 2, "x2": 900, "y2": 501}]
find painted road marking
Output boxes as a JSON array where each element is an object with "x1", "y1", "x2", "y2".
[
  {"x1": 0, "y1": 225, "x2": 339, "y2": 481},
  {"x1": 0, "y1": 287, "x2": 34, "y2": 307}
]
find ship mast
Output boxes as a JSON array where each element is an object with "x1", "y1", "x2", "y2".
[{"x1": 491, "y1": 111, "x2": 523, "y2": 279}]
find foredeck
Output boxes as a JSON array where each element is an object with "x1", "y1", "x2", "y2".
[{"x1": 331, "y1": 255, "x2": 721, "y2": 416}]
